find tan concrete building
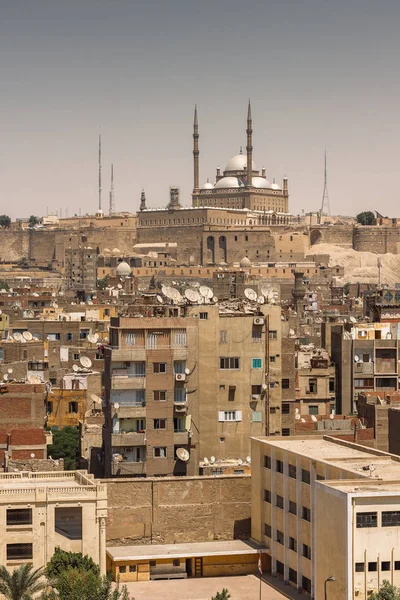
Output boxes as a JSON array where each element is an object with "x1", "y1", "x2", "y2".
[
  {"x1": 0, "y1": 470, "x2": 107, "y2": 573},
  {"x1": 251, "y1": 435, "x2": 400, "y2": 599}
]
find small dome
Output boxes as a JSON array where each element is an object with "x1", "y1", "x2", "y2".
[
  {"x1": 200, "y1": 181, "x2": 214, "y2": 190},
  {"x1": 116, "y1": 261, "x2": 131, "y2": 276},
  {"x1": 252, "y1": 176, "x2": 272, "y2": 189},
  {"x1": 214, "y1": 176, "x2": 241, "y2": 189},
  {"x1": 112, "y1": 248, "x2": 121, "y2": 255},
  {"x1": 240, "y1": 256, "x2": 252, "y2": 268},
  {"x1": 225, "y1": 153, "x2": 257, "y2": 172},
  {"x1": 271, "y1": 180, "x2": 281, "y2": 190},
  {"x1": 103, "y1": 248, "x2": 110, "y2": 254}
]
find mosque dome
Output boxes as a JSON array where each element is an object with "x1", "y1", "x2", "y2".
[
  {"x1": 214, "y1": 177, "x2": 241, "y2": 189},
  {"x1": 252, "y1": 176, "x2": 272, "y2": 189},
  {"x1": 112, "y1": 248, "x2": 121, "y2": 255},
  {"x1": 103, "y1": 248, "x2": 110, "y2": 254},
  {"x1": 200, "y1": 181, "x2": 214, "y2": 190},
  {"x1": 240, "y1": 256, "x2": 252, "y2": 268},
  {"x1": 224, "y1": 153, "x2": 257, "y2": 172},
  {"x1": 116, "y1": 261, "x2": 131, "y2": 277},
  {"x1": 271, "y1": 180, "x2": 282, "y2": 190}
]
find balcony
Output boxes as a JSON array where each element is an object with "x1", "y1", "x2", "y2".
[
  {"x1": 112, "y1": 461, "x2": 146, "y2": 476},
  {"x1": 112, "y1": 432, "x2": 146, "y2": 446},
  {"x1": 174, "y1": 431, "x2": 189, "y2": 444},
  {"x1": 111, "y1": 376, "x2": 146, "y2": 390},
  {"x1": 354, "y1": 362, "x2": 374, "y2": 375},
  {"x1": 173, "y1": 401, "x2": 188, "y2": 413},
  {"x1": 111, "y1": 348, "x2": 146, "y2": 361},
  {"x1": 113, "y1": 405, "x2": 146, "y2": 419}
]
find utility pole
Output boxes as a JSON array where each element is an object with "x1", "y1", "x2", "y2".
[{"x1": 320, "y1": 148, "x2": 330, "y2": 220}]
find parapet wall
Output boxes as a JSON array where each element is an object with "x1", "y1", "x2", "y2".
[{"x1": 104, "y1": 475, "x2": 251, "y2": 546}]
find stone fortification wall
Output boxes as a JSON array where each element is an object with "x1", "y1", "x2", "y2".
[
  {"x1": 104, "y1": 475, "x2": 251, "y2": 546},
  {"x1": 353, "y1": 227, "x2": 400, "y2": 254},
  {"x1": 310, "y1": 225, "x2": 354, "y2": 248},
  {"x1": 0, "y1": 231, "x2": 30, "y2": 262}
]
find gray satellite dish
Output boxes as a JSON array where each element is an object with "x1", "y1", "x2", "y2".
[
  {"x1": 176, "y1": 447, "x2": 190, "y2": 462},
  {"x1": 13, "y1": 332, "x2": 23, "y2": 342},
  {"x1": 199, "y1": 286, "x2": 213, "y2": 299},
  {"x1": 72, "y1": 364, "x2": 79, "y2": 372},
  {"x1": 185, "y1": 289, "x2": 200, "y2": 303},
  {"x1": 80, "y1": 356, "x2": 92, "y2": 368},
  {"x1": 244, "y1": 288, "x2": 257, "y2": 301},
  {"x1": 23, "y1": 331, "x2": 33, "y2": 341},
  {"x1": 113, "y1": 402, "x2": 120, "y2": 409}
]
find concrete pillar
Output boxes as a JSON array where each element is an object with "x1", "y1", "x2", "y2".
[{"x1": 99, "y1": 517, "x2": 106, "y2": 575}]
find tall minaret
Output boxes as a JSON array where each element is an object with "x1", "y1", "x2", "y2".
[
  {"x1": 109, "y1": 164, "x2": 115, "y2": 214},
  {"x1": 140, "y1": 189, "x2": 147, "y2": 211},
  {"x1": 193, "y1": 105, "x2": 199, "y2": 192},
  {"x1": 246, "y1": 100, "x2": 253, "y2": 187},
  {"x1": 98, "y1": 132, "x2": 102, "y2": 211}
]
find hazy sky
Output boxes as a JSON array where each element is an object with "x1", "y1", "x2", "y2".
[{"x1": 1, "y1": 0, "x2": 399, "y2": 219}]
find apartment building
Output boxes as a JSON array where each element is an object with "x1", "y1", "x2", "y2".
[
  {"x1": 251, "y1": 435, "x2": 400, "y2": 600},
  {"x1": 103, "y1": 302, "x2": 283, "y2": 477},
  {"x1": 0, "y1": 470, "x2": 107, "y2": 572}
]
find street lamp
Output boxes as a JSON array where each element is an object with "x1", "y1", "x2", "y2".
[{"x1": 324, "y1": 576, "x2": 336, "y2": 600}]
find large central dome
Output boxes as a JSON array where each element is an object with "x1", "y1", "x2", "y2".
[{"x1": 224, "y1": 153, "x2": 257, "y2": 172}]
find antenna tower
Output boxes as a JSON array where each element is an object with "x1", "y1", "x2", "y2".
[
  {"x1": 109, "y1": 164, "x2": 115, "y2": 214},
  {"x1": 320, "y1": 149, "x2": 330, "y2": 216},
  {"x1": 98, "y1": 132, "x2": 102, "y2": 211}
]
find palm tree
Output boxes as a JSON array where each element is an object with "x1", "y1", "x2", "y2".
[{"x1": 0, "y1": 564, "x2": 47, "y2": 600}]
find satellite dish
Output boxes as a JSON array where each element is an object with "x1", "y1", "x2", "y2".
[
  {"x1": 212, "y1": 296, "x2": 218, "y2": 303},
  {"x1": 301, "y1": 418, "x2": 306, "y2": 423},
  {"x1": 203, "y1": 457, "x2": 209, "y2": 465},
  {"x1": 311, "y1": 415, "x2": 317, "y2": 422},
  {"x1": 23, "y1": 331, "x2": 32, "y2": 342},
  {"x1": 350, "y1": 316, "x2": 357, "y2": 323},
  {"x1": 7, "y1": 368, "x2": 13, "y2": 374},
  {"x1": 156, "y1": 295, "x2": 164, "y2": 304},
  {"x1": 3, "y1": 374, "x2": 8, "y2": 381},
  {"x1": 289, "y1": 329, "x2": 295, "y2": 336},
  {"x1": 80, "y1": 356, "x2": 92, "y2": 369},
  {"x1": 295, "y1": 414, "x2": 301, "y2": 420},
  {"x1": 238, "y1": 458, "x2": 243, "y2": 466},
  {"x1": 91, "y1": 394, "x2": 102, "y2": 404},
  {"x1": 257, "y1": 296, "x2": 265, "y2": 304},
  {"x1": 30, "y1": 453, "x2": 35, "y2": 458},
  {"x1": 87, "y1": 333, "x2": 96, "y2": 343},
  {"x1": 330, "y1": 413, "x2": 334, "y2": 419},
  {"x1": 184, "y1": 368, "x2": 190, "y2": 376},
  {"x1": 113, "y1": 402, "x2": 120, "y2": 409},
  {"x1": 199, "y1": 285, "x2": 213, "y2": 299},
  {"x1": 0, "y1": 309, "x2": 2, "y2": 315},
  {"x1": 261, "y1": 383, "x2": 267, "y2": 390},
  {"x1": 72, "y1": 364, "x2": 79, "y2": 372},
  {"x1": 176, "y1": 447, "x2": 190, "y2": 462},
  {"x1": 247, "y1": 456, "x2": 251, "y2": 464},
  {"x1": 244, "y1": 288, "x2": 257, "y2": 301},
  {"x1": 185, "y1": 289, "x2": 200, "y2": 303},
  {"x1": 170, "y1": 288, "x2": 182, "y2": 303},
  {"x1": 295, "y1": 407, "x2": 299, "y2": 413},
  {"x1": 210, "y1": 456, "x2": 216, "y2": 464},
  {"x1": 13, "y1": 332, "x2": 23, "y2": 342},
  {"x1": 354, "y1": 355, "x2": 360, "y2": 362}
]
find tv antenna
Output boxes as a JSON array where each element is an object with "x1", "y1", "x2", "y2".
[
  {"x1": 320, "y1": 148, "x2": 330, "y2": 219},
  {"x1": 109, "y1": 164, "x2": 115, "y2": 214}
]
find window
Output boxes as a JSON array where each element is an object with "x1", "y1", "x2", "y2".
[
  {"x1": 355, "y1": 563, "x2": 365, "y2": 573},
  {"x1": 289, "y1": 537, "x2": 297, "y2": 552},
  {"x1": 302, "y1": 506, "x2": 311, "y2": 522},
  {"x1": 395, "y1": 561, "x2": 400, "y2": 570},
  {"x1": 275, "y1": 459, "x2": 283, "y2": 473},
  {"x1": 66, "y1": 333, "x2": 72, "y2": 341},
  {"x1": 382, "y1": 511, "x2": 400, "y2": 527},
  {"x1": 282, "y1": 428, "x2": 290, "y2": 436},
  {"x1": 282, "y1": 379, "x2": 290, "y2": 389},
  {"x1": 7, "y1": 543, "x2": 33, "y2": 560},
  {"x1": 269, "y1": 330, "x2": 277, "y2": 339},
  {"x1": 354, "y1": 378, "x2": 374, "y2": 388},
  {"x1": 7, "y1": 508, "x2": 32, "y2": 526},
  {"x1": 129, "y1": 565, "x2": 136, "y2": 573},
  {"x1": 174, "y1": 361, "x2": 186, "y2": 374},
  {"x1": 252, "y1": 329, "x2": 262, "y2": 342},
  {"x1": 330, "y1": 403, "x2": 335, "y2": 414},
  {"x1": 79, "y1": 330, "x2": 89, "y2": 339},
  {"x1": 149, "y1": 561, "x2": 156, "y2": 567},
  {"x1": 282, "y1": 403, "x2": 290, "y2": 416},
  {"x1": 289, "y1": 568, "x2": 297, "y2": 585},
  {"x1": 69, "y1": 402, "x2": 78, "y2": 414},
  {"x1": 173, "y1": 559, "x2": 180, "y2": 567},
  {"x1": 276, "y1": 530, "x2": 284, "y2": 545},
  {"x1": 174, "y1": 331, "x2": 187, "y2": 346},
  {"x1": 47, "y1": 401, "x2": 53, "y2": 414},
  {"x1": 382, "y1": 561, "x2": 391, "y2": 571},
  {"x1": 147, "y1": 334, "x2": 157, "y2": 349},
  {"x1": 218, "y1": 410, "x2": 242, "y2": 422},
  {"x1": 154, "y1": 447, "x2": 167, "y2": 458},
  {"x1": 302, "y1": 577, "x2": 311, "y2": 594},
  {"x1": 289, "y1": 500, "x2": 297, "y2": 515},
  {"x1": 308, "y1": 378, "x2": 317, "y2": 393},
  {"x1": 199, "y1": 312, "x2": 208, "y2": 320},
  {"x1": 153, "y1": 390, "x2": 167, "y2": 402},
  {"x1": 119, "y1": 566, "x2": 126, "y2": 573},
  {"x1": 252, "y1": 358, "x2": 262, "y2": 369},
  {"x1": 220, "y1": 330, "x2": 227, "y2": 344},
  {"x1": 124, "y1": 332, "x2": 136, "y2": 346},
  {"x1": 251, "y1": 411, "x2": 263, "y2": 422},
  {"x1": 302, "y1": 544, "x2": 311, "y2": 560},
  {"x1": 153, "y1": 363, "x2": 167, "y2": 374},
  {"x1": 73, "y1": 353, "x2": 79, "y2": 360},
  {"x1": 264, "y1": 524, "x2": 271, "y2": 538},
  {"x1": 329, "y1": 377, "x2": 335, "y2": 392},
  {"x1": 154, "y1": 419, "x2": 167, "y2": 430},
  {"x1": 228, "y1": 386, "x2": 236, "y2": 401},
  {"x1": 270, "y1": 355, "x2": 276, "y2": 363},
  {"x1": 316, "y1": 474, "x2": 325, "y2": 481},
  {"x1": 252, "y1": 385, "x2": 262, "y2": 395},
  {"x1": 220, "y1": 357, "x2": 240, "y2": 370},
  {"x1": 356, "y1": 512, "x2": 377, "y2": 528},
  {"x1": 368, "y1": 562, "x2": 377, "y2": 572},
  {"x1": 308, "y1": 405, "x2": 318, "y2": 415},
  {"x1": 276, "y1": 494, "x2": 284, "y2": 509},
  {"x1": 264, "y1": 489, "x2": 271, "y2": 503},
  {"x1": 264, "y1": 455, "x2": 271, "y2": 469},
  {"x1": 301, "y1": 469, "x2": 311, "y2": 484},
  {"x1": 276, "y1": 561, "x2": 284, "y2": 576}
]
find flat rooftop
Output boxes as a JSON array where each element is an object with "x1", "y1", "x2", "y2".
[
  {"x1": 320, "y1": 479, "x2": 400, "y2": 495},
  {"x1": 253, "y1": 436, "x2": 400, "y2": 481},
  {"x1": 107, "y1": 540, "x2": 262, "y2": 562},
  {"x1": 0, "y1": 471, "x2": 96, "y2": 489}
]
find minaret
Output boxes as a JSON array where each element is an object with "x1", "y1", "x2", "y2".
[
  {"x1": 140, "y1": 189, "x2": 147, "y2": 211},
  {"x1": 109, "y1": 164, "x2": 115, "y2": 214},
  {"x1": 193, "y1": 105, "x2": 199, "y2": 192},
  {"x1": 98, "y1": 132, "x2": 102, "y2": 211},
  {"x1": 246, "y1": 100, "x2": 253, "y2": 187}
]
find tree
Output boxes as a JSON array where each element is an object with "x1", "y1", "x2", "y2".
[
  {"x1": 47, "y1": 426, "x2": 79, "y2": 470},
  {"x1": 97, "y1": 276, "x2": 109, "y2": 290},
  {"x1": 28, "y1": 215, "x2": 39, "y2": 228},
  {"x1": 43, "y1": 569, "x2": 132, "y2": 600},
  {"x1": 211, "y1": 590, "x2": 231, "y2": 600},
  {"x1": 369, "y1": 580, "x2": 400, "y2": 600},
  {"x1": 0, "y1": 280, "x2": 9, "y2": 291},
  {"x1": 0, "y1": 564, "x2": 47, "y2": 600},
  {"x1": 0, "y1": 215, "x2": 11, "y2": 228},
  {"x1": 46, "y1": 548, "x2": 99, "y2": 579},
  {"x1": 356, "y1": 211, "x2": 376, "y2": 226}
]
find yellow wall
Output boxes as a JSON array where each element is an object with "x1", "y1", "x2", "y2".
[{"x1": 47, "y1": 389, "x2": 86, "y2": 428}]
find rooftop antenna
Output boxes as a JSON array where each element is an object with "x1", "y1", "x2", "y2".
[
  {"x1": 320, "y1": 148, "x2": 330, "y2": 220},
  {"x1": 109, "y1": 164, "x2": 115, "y2": 214},
  {"x1": 98, "y1": 131, "x2": 102, "y2": 211}
]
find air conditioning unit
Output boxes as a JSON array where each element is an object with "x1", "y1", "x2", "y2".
[
  {"x1": 175, "y1": 373, "x2": 186, "y2": 382},
  {"x1": 253, "y1": 317, "x2": 265, "y2": 326}
]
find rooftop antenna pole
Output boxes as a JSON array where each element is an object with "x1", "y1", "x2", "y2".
[
  {"x1": 109, "y1": 164, "x2": 115, "y2": 214},
  {"x1": 98, "y1": 131, "x2": 102, "y2": 211},
  {"x1": 320, "y1": 148, "x2": 330, "y2": 220}
]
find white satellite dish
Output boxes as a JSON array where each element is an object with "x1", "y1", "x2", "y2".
[
  {"x1": 210, "y1": 456, "x2": 216, "y2": 464},
  {"x1": 23, "y1": 331, "x2": 33, "y2": 341},
  {"x1": 330, "y1": 413, "x2": 334, "y2": 419},
  {"x1": 203, "y1": 457, "x2": 209, "y2": 465},
  {"x1": 156, "y1": 295, "x2": 164, "y2": 304},
  {"x1": 311, "y1": 415, "x2": 317, "y2": 422},
  {"x1": 199, "y1": 285, "x2": 213, "y2": 299},
  {"x1": 113, "y1": 402, "x2": 120, "y2": 409},
  {"x1": 87, "y1": 333, "x2": 96, "y2": 343},
  {"x1": 238, "y1": 458, "x2": 243, "y2": 466},
  {"x1": 350, "y1": 316, "x2": 357, "y2": 323},
  {"x1": 13, "y1": 332, "x2": 23, "y2": 342},
  {"x1": 289, "y1": 329, "x2": 295, "y2": 336},
  {"x1": 184, "y1": 367, "x2": 190, "y2": 375},
  {"x1": 30, "y1": 452, "x2": 35, "y2": 458},
  {"x1": 257, "y1": 296, "x2": 265, "y2": 304},
  {"x1": 72, "y1": 364, "x2": 80, "y2": 372},
  {"x1": 295, "y1": 407, "x2": 299, "y2": 413},
  {"x1": 80, "y1": 356, "x2": 92, "y2": 369},
  {"x1": 261, "y1": 383, "x2": 267, "y2": 390},
  {"x1": 301, "y1": 418, "x2": 306, "y2": 423},
  {"x1": 247, "y1": 456, "x2": 251, "y2": 464},
  {"x1": 244, "y1": 288, "x2": 257, "y2": 301},
  {"x1": 3, "y1": 374, "x2": 8, "y2": 381},
  {"x1": 91, "y1": 394, "x2": 102, "y2": 405},
  {"x1": 0, "y1": 309, "x2": 2, "y2": 315},
  {"x1": 212, "y1": 296, "x2": 218, "y2": 303},
  {"x1": 176, "y1": 447, "x2": 190, "y2": 462},
  {"x1": 7, "y1": 368, "x2": 13, "y2": 374},
  {"x1": 354, "y1": 355, "x2": 360, "y2": 362},
  {"x1": 295, "y1": 414, "x2": 301, "y2": 420},
  {"x1": 185, "y1": 289, "x2": 200, "y2": 303}
]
